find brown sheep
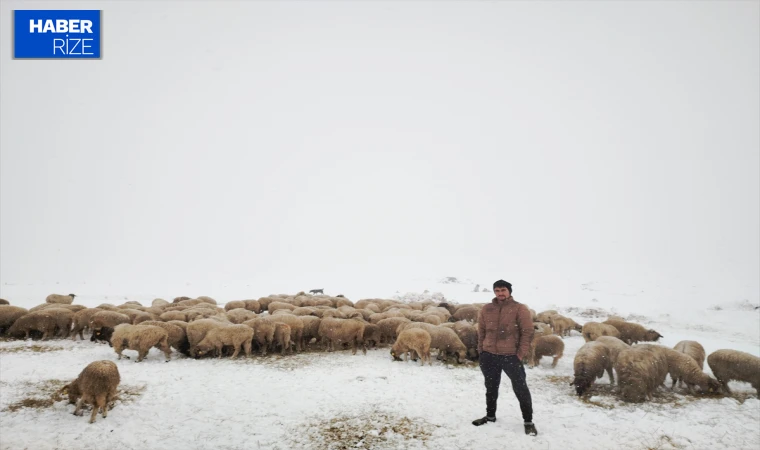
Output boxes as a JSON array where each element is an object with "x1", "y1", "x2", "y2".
[
  {"x1": 399, "y1": 322, "x2": 467, "y2": 364},
  {"x1": 422, "y1": 315, "x2": 442, "y2": 326},
  {"x1": 195, "y1": 324, "x2": 254, "y2": 359},
  {"x1": 450, "y1": 305, "x2": 480, "y2": 323},
  {"x1": 45, "y1": 293, "x2": 76, "y2": 304},
  {"x1": 659, "y1": 347, "x2": 721, "y2": 395},
  {"x1": 571, "y1": 341, "x2": 613, "y2": 396},
  {"x1": 243, "y1": 319, "x2": 275, "y2": 356},
  {"x1": 70, "y1": 308, "x2": 103, "y2": 340},
  {"x1": 7, "y1": 310, "x2": 58, "y2": 340},
  {"x1": 318, "y1": 317, "x2": 366, "y2": 355},
  {"x1": 224, "y1": 301, "x2": 246, "y2": 312},
  {"x1": 267, "y1": 314, "x2": 305, "y2": 352},
  {"x1": 528, "y1": 335, "x2": 565, "y2": 368},
  {"x1": 62, "y1": 360, "x2": 120, "y2": 423},
  {"x1": 152, "y1": 298, "x2": 169, "y2": 307},
  {"x1": 602, "y1": 319, "x2": 663, "y2": 345},
  {"x1": 594, "y1": 336, "x2": 630, "y2": 369},
  {"x1": 551, "y1": 316, "x2": 581, "y2": 338},
  {"x1": 111, "y1": 324, "x2": 172, "y2": 362},
  {"x1": 533, "y1": 322, "x2": 553, "y2": 337},
  {"x1": 139, "y1": 321, "x2": 189, "y2": 356},
  {"x1": 707, "y1": 349, "x2": 760, "y2": 395},
  {"x1": 582, "y1": 322, "x2": 621, "y2": 342},
  {"x1": 536, "y1": 310, "x2": 559, "y2": 324},
  {"x1": 196, "y1": 296, "x2": 217, "y2": 305},
  {"x1": 673, "y1": 340, "x2": 706, "y2": 371},
  {"x1": 268, "y1": 302, "x2": 298, "y2": 314},
  {"x1": 272, "y1": 323, "x2": 292, "y2": 355},
  {"x1": 225, "y1": 308, "x2": 257, "y2": 324},
  {"x1": 242, "y1": 299, "x2": 261, "y2": 313},
  {"x1": 186, "y1": 319, "x2": 227, "y2": 358},
  {"x1": 376, "y1": 317, "x2": 412, "y2": 343},
  {"x1": 391, "y1": 328, "x2": 432, "y2": 366},
  {"x1": 160, "y1": 310, "x2": 188, "y2": 322},
  {"x1": 0, "y1": 305, "x2": 29, "y2": 335},
  {"x1": 614, "y1": 346, "x2": 669, "y2": 402},
  {"x1": 299, "y1": 316, "x2": 322, "y2": 349},
  {"x1": 89, "y1": 311, "x2": 131, "y2": 335},
  {"x1": 362, "y1": 323, "x2": 381, "y2": 348},
  {"x1": 451, "y1": 321, "x2": 479, "y2": 360}
]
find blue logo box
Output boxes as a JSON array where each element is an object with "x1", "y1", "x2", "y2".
[{"x1": 14, "y1": 10, "x2": 101, "y2": 59}]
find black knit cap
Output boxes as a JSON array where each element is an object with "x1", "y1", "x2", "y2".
[{"x1": 493, "y1": 279, "x2": 512, "y2": 293}]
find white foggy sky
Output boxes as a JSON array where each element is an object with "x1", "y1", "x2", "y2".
[{"x1": 1, "y1": 0, "x2": 758, "y2": 290}]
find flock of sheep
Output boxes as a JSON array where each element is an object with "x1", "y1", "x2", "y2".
[{"x1": 0, "y1": 292, "x2": 758, "y2": 425}]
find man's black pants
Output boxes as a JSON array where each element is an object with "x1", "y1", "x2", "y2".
[{"x1": 479, "y1": 351, "x2": 533, "y2": 422}]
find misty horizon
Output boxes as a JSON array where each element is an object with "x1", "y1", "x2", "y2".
[{"x1": 1, "y1": 1, "x2": 758, "y2": 295}]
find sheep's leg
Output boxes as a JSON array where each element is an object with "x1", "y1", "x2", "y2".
[
  {"x1": 230, "y1": 344, "x2": 241, "y2": 359},
  {"x1": 606, "y1": 367, "x2": 615, "y2": 385},
  {"x1": 243, "y1": 340, "x2": 252, "y2": 357},
  {"x1": 73, "y1": 398, "x2": 85, "y2": 416},
  {"x1": 418, "y1": 348, "x2": 424, "y2": 366},
  {"x1": 137, "y1": 349, "x2": 148, "y2": 362},
  {"x1": 671, "y1": 378, "x2": 677, "y2": 390},
  {"x1": 551, "y1": 355, "x2": 560, "y2": 368}
]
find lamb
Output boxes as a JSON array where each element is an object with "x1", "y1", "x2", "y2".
[
  {"x1": 391, "y1": 328, "x2": 432, "y2": 366},
  {"x1": 0, "y1": 305, "x2": 29, "y2": 335},
  {"x1": 570, "y1": 341, "x2": 613, "y2": 396},
  {"x1": 707, "y1": 349, "x2": 760, "y2": 395},
  {"x1": 243, "y1": 319, "x2": 275, "y2": 356},
  {"x1": 186, "y1": 319, "x2": 227, "y2": 358},
  {"x1": 111, "y1": 324, "x2": 172, "y2": 362},
  {"x1": 673, "y1": 340, "x2": 706, "y2": 370},
  {"x1": 45, "y1": 293, "x2": 76, "y2": 305},
  {"x1": 582, "y1": 322, "x2": 621, "y2": 342},
  {"x1": 62, "y1": 360, "x2": 120, "y2": 423},
  {"x1": 658, "y1": 347, "x2": 721, "y2": 395},
  {"x1": 614, "y1": 345, "x2": 669, "y2": 402},
  {"x1": 602, "y1": 319, "x2": 663, "y2": 345},
  {"x1": 195, "y1": 324, "x2": 254, "y2": 359},
  {"x1": 528, "y1": 335, "x2": 564, "y2": 368},
  {"x1": 318, "y1": 317, "x2": 367, "y2": 355}
]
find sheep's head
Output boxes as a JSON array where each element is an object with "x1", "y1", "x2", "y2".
[
  {"x1": 390, "y1": 349, "x2": 402, "y2": 361},
  {"x1": 59, "y1": 380, "x2": 82, "y2": 404},
  {"x1": 467, "y1": 348, "x2": 479, "y2": 361},
  {"x1": 456, "y1": 349, "x2": 467, "y2": 364},
  {"x1": 644, "y1": 330, "x2": 663, "y2": 342},
  {"x1": 68, "y1": 294, "x2": 77, "y2": 299},
  {"x1": 570, "y1": 377, "x2": 593, "y2": 397},
  {"x1": 700, "y1": 378, "x2": 723, "y2": 395}
]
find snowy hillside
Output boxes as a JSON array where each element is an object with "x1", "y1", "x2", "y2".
[{"x1": 1, "y1": 277, "x2": 758, "y2": 450}]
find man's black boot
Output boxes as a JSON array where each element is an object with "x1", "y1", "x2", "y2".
[
  {"x1": 524, "y1": 422, "x2": 538, "y2": 436},
  {"x1": 472, "y1": 416, "x2": 496, "y2": 426}
]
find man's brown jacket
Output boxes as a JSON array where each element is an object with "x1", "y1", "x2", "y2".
[{"x1": 477, "y1": 296, "x2": 534, "y2": 360}]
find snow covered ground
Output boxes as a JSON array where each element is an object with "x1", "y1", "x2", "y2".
[{"x1": 1, "y1": 276, "x2": 758, "y2": 450}]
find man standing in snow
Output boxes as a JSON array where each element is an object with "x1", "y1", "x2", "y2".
[{"x1": 472, "y1": 279, "x2": 537, "y2": 436}]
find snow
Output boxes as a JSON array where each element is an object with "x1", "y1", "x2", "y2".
[{"x1": 1, "y1": 276, "x2": 759, "y2": 450}]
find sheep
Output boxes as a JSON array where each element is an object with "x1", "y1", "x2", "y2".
[
  {"x1": 602, "y1": 319, "x2": 663, "y2": 345},
  {"x1": 299, "y1": 316, "x2": 322, "y2": 349},
  {"x1": 242, "y1": 299, "x2": 262, "y2": 313},
  {"x1": 7, "y1": 310, "x2": 58, "y2": 340},
  {"x1": 89, "y1": 311, "x2": 131, "y2": 344},
  {"x1": 551, "y1": 316, "x2": 580, "y2": 338},
  {"x1": 196, "y1": 296, "x2": 217, "y2": 305},
  {"x1": 186, "y1": 319, "x2": 227, "y2": 358},
  {"x1": 318, "y1": 317, "x2": 367, "y2": 355},
  {"x1": 657, "y1": 347, "x2": 721, "y2": 395},
  {"x1": 673, "y1": 340, "x2": 706, "y2": 371},
  {"x1": 528, "y1": 335, "x2": 564, "y2": 368},
  {"x1": 0, "y1": 305, "x2": 29, "y2": 335},
  {"x1": 391, "y1": 328, "x2": 432, "y2": 366},
  {"x1": 614, "y1": 345, "x2": 669, "y2": 402},
  {"x1": 139, "y1": 321, "x2": 189, "y2": 356},
  {"x1": 571, "y1": 341, "x2": 613, "y2": 396},
  {"x1": 707, "y1": 349, "x2": 760, "y2": 395},
  {"x1": 172, "y1": 296, "x2": 192, "y2": 303},
  {"x1": 536, "y1": 310, "x2": 559, "y2": 324},
  {"x1": 70, "y1": 308, "x2": 103, "y2": 340},
  {"x1": 152, "y1": 298, "x2": 169, "y2": 307},
  {"x1": 0, "y1": 299, "x2": 9, "y2": 305},
  {"x1": 224, "y1": 301, "x2": 246, "y2": 312},
  {"x1": 533, "y1": 322, "x2": 553, "y2": 337},
  {"x1": 333, "y1": 297, "x2": 354, "y2": 308},
  {"x1": 369, "y1": 311, "x2": 406, "y2": 324},
  {"x1": 450, "y1": 305, "x2": 480, "y2": 323},
  {"x1": 399, "y1": 322, "x2": 468, "y2": 364},
  {"x1": 225, "y1": 308, "x2": 257, "y2": 324},
  {"x1": 195, "y1": 324, "x2": 254, "y2": 359},
  {"x1": 243, "y1": 319, "x2": 275, "y2": 356},
  {"x1": 46, "y1": 293, "x2": 76, "y2": 305},
  {"x1": 268, "y1": 301, "x2": 298, "y2": 314},
  {"x1": 377, "y1": 317, "x2": 412, "y2": 343},
  {"x1": 159, "y1": 310, "x2": 188, "y2": 322},
  {"x1": 62, "y1": 360, "x2": 120, "y2": 423},
  {"x1": 451, "y1": 320, "x2": 479, "y2": 360},
  {"x1": 422, "y1": 315, "x2": 442, "y2": 325},
  {"x1": 582, "y1": 322, "x2": 621, "y2": 342},
  {"x1": 272, "y1": 323, "x2": 292, "y2": 355},
  {"x1": 362, "y1": 323, "x2": 381, "y2": 348},
  {"x1": 111, "y1": 324, "x2": 172, "y2": 362},
  {"x1": 594, "y1": 336, "x2": 630, "y2": 369},
  {"x1": 528, "y1": 308, "x2": 537, "y2": 322},
  {"x1": 267, "y1": 314, "x2": 305, "y2": 352}
]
